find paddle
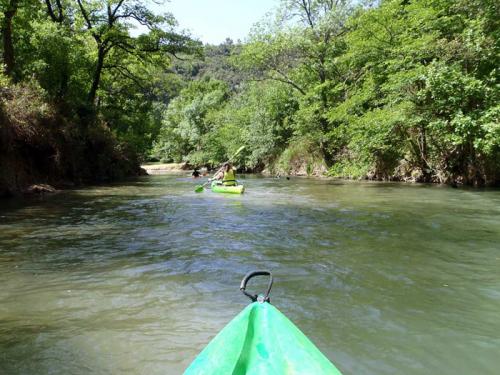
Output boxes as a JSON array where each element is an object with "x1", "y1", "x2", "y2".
[{"x1": 195, "y1": 146, "x2": 245, "y2": 193}]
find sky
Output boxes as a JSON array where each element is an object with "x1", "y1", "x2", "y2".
[{"x1": 162, "y1": 0, "x2": 281, "y2": 44}]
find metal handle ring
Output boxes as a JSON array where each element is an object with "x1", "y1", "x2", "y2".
[{"x1": 240, "y1": 270, "x2": 273, "y2": 303}]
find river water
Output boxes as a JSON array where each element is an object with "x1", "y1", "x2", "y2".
[{"x1": 0, "y1": 175, "x2": 499, "y2": 374}]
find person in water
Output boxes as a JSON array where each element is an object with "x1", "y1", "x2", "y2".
[
  {"x1": 213, "y1": 162, "x2": 236, "y2": 186},
  {"x1": 192, "y1": 168, "x2": 200, "y2": 178}
]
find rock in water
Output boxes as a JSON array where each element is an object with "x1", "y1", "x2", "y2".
[{"x1": 24, "y1": 184, "x2": 56, "y2": 194}]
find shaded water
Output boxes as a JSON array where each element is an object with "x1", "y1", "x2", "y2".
[{"x1": 1, "y1": 175, "x2": 499, "y2": 374}]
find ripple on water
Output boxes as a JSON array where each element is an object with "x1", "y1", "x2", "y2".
[{"x1": 0, "y1": 175, "x2": 499, "y2": 375}]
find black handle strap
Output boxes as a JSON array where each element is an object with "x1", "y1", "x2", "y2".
[{"x1": 240, "y1": 270, "x2": 273, "y2": 303}]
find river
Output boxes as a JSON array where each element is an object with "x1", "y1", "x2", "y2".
[{"x1": 1, "y1": 175, "x2": 499, "y2": 374}]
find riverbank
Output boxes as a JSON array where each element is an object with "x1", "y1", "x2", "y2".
[
  {"x1": 265, "y1": 154, "x2": 500, "y2": 186},
  {"x1": 0, "y1": 83, "x2": 143, "y2": 198},
  {"x1": 140, "y1": 163, "x2": 188, "y2": 175}
]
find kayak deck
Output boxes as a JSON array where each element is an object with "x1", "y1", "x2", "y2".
[
  {"x1": 211, "y1": 181, "x2": 245, "y2": 194},
  {"x1": 184, "y1": 301, "x2": 341, "y2": 374}
]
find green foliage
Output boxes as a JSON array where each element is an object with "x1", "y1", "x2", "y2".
[
  {"x1": 1, "y1": 0, "x2": 201, "y2": 158},
  {"x1": 222, "y1": 81, "x2": 298, "y2": 168},
  {"x1": 151, "y1": 76, "x2": 299, "y2": 169},
  {"x1": 23, "y1": 19, "x2": 91, "y2": 102},
  {"x1": 150, "y1": 0, "x2": 498, "y2": 185},
  {"x1": 322, "y1": 0, "x2": 500, "y2": 184},
  {"x1": 0, "y1": 0, "x2": 203, "y2": 194},
  {"x1": 2, "y1": 0, "x2": 498, "y2": 186},
  {"x1": 275, "y1": 137, "x2": 326, "y2": 176},
  {"x1": 151, "y1": 78, "x2": 229, "y2": 163},
  {"x1": 0, "y1": 71, "x2": 10, "y2": 87}
]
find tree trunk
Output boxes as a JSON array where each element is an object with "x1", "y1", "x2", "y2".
[
  {"x1": 87, "y1": 45, "x2": 106, "y2": 104},
  {"x1": 2, "y1": 0, "x2": 19, "y2": 78}
]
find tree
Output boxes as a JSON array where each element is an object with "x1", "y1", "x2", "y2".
[
  {"x1": 326, "y1": 0, "x2": 499, "y2": 184},
  {"x1": 76, "y1": 0, "x2": 200, "y2": 105},
  {"x1": 238, "y1": 0, "x2": 354, "y2": 162},
  {"x1": 1, "y1": 0, "x2": 19, "y2": 77},
  {"x1": 151, "y1": 78, "x2": 229, "y2": 164}
]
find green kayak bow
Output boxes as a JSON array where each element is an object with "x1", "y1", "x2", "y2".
[{"x1": 184, "y1": 271, "x2": 342, "y2": 375}]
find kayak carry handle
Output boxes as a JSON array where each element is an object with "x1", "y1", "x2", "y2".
[{"x1": 240, "y1": 270, "x2": 273, "y2": 303}]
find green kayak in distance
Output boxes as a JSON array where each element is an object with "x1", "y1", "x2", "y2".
[
  {"x1": 184, "y1": 271, "x2": 342, "y2": 375},
  {"x1": 211, "y1": 180, "x2": 245, "y2": 194}
]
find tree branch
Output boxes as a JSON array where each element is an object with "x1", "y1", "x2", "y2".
[
  {"x1": 300, "y1": 0, "x2": 315, "y2": 29},
  {"x1": 45, "y1": 0, "x2": 58, "y2": 22},
  {"x1": 77, "y1": 0, "x2": 92, "y2": 30},
  {"x1": 45, "y1": 0, "x2": 64, "y2": 23},
  {"x1": 272, "y1": 69, "x2": 306, "y2": 95},
  {"x1": 104, "y1": 63, "x2": 145, "y2": 89},
  {"x1": 111, "y1": 0, "x2": 126, "y2": 19},
  {"x1": 55, "y1": 0, "x2": 64, "y2": 21}
]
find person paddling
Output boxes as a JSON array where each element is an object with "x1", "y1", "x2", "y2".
[
  {"x1": 213, "y1": 162, "x2": 237, "y2": 186},
  {"x1": 194, "y1": 146, "x2": 245, "y2": 193}
]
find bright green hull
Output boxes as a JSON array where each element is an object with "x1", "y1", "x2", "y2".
[
  {"x1": 184, "y1": 302, "x2": 342, "y2": 375},
  {"x1": 211, "y1": 181, "x2": 245, "y2": 194}
]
